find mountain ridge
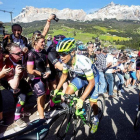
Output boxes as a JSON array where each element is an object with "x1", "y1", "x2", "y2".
[{"x1": 13, "y1": 2, "x2": 140, "y2": 23}]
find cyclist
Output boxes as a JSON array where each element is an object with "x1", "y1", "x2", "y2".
[{"x1": 54, "y1": 38, "x2": 99, "y2": 133}]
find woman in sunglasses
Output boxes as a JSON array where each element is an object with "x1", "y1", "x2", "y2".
[{"x1": 27, "y1": 34, "x2": 51, "y2": 119}]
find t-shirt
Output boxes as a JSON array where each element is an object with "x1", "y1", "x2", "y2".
[
  {"x1": 62, "y1": 54, "x2": 94, "y2": 81},
  {"x1": 105, "y1": 54, "x2": 114, "y2": 73}
]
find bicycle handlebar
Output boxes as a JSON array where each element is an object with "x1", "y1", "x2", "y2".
[{"x1": 52, "y1": 92, "x2": 85, "y2": 116}]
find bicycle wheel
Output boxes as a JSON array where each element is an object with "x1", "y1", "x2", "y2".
[
  {"x1": 97, "y1": 94, "x2": 105, "y2": 121},
  {"x1": 55, "y1": 113, "x2": 78, "y2": 140},
  {"x1": 134, "y1": 111, "x2": 140, "y2": 131}
]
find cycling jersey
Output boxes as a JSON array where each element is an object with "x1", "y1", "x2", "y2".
[
  {"x1": 27, "y1": 49, "x2": 47, "y2": 73},
  {"x1": 62, "y1": 54, "x2": 99, "y2": 102},
  {"x1": 62, "y1": 54, "x2": 94, "y2": 81}
]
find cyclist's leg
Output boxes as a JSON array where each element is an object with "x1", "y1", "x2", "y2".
[
  {"x1": 31, "y1": 79, "x2": 46, "y2": 119},
  {"x1": 89, "y1": 74, "x2": 99, "y2": 133}
]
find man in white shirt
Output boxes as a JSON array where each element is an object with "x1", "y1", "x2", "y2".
[{"x1": 105, "y1": 51, "x2": 117, "y2": 98}]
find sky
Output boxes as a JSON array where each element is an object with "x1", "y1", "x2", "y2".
[{"x1": 0, "y1": 0, "x2": 140, "y2": 22}]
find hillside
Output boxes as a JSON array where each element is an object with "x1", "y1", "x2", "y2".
[{"x1": 4, "y1": 19, "x2": 140, "y2": 49}]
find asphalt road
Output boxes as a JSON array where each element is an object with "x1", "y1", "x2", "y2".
[{"x1": 0, "y1": 86, "x2": 140, "y2": 140}]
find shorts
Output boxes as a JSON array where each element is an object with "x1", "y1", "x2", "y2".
[
  {"x1": 124, "y1": 73, "x2": 130, "y2": 80},
  {"x1": 31, "y1": 78, "x2": 46, "y2": 97},
  {"x1": 130, "y1": 71, "x2": 137, "y2": 80},
  {"x1": 69, "y1": 74, "x2": 99, "y2": 103}
]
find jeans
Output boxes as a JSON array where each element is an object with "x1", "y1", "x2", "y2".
[
  {"x1": 117, "y1": 73, "x2": 124, "y2": 90},
  {"x1": 99, "y1": 72, "x2": 106, "y2": 94},
  {"x1": 105, "y1": 73, "x2": 114, "y2": 95}
]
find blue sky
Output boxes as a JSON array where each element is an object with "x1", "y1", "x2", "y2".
[{"x1": 0, "y1": 0, "x2": 140, "y2": 22}]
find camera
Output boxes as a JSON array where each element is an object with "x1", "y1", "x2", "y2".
[{"x1": 52, "y1": 14, "x2": 59, "y2": 22}]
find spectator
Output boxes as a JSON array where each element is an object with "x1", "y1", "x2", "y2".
[
  {"x1": 3, "y1": 24, "x2": 28, "y2": 54},
  {"x1": 95, "y1": 48, "x2": 106, "y2": 94},
  {"x1": 128, "y1": 59, "x2": 137, "y2": 88},
  {"x1": 86, "y1": 41, "x2": 96, "y2": 63},
  {"x1": 104, "y1": 51, "x2": 116, "y2": 98},
  {"x1": 0, "y1": 48, "x2": 12, "y2": 126},
  {"x1": 4, "y1": 43, "x2": 31, "y2": 128},
  {"x1": 115, "y1": 58, "x2": 125, "y2": 94}
]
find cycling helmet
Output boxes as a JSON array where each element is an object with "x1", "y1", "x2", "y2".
[
  {"x1": 76, "y1": 40, "x2": 87, "y2": 51},
  {"x1": 53, "y1": 35, "x2": 66, "y2": 45},
  {"x1": 77, "y1": 44, "x2": 87, "y2": 51},
  {"x1": 56, "y1": 38, "x2": 76, "y2": 53}
]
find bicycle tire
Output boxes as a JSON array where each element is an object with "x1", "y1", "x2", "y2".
[
  {"x1": 56, "y1": 113, "x2": 79, "y2": 140},
  {"x1": 134, "y1": 111, "x2": 140, "y2": 131},
  {"x1": 97, "y1": 94, "x2": 105, "y2": 121}
]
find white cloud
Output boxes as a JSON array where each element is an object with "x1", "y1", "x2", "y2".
[
  {"x1": 0, "y1": 1, "x2": 3, "y2": 4},
  {"x1": 86, "y1": 8, "x2": 99, "y2": 14}
]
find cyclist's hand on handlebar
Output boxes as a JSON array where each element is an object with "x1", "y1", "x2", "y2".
[
  {"x1": 76, "y1": 98, "x2": 84, "y2": 109},
  {"x1": 51, "y1": 89, "x2": 59, "y2": 96}
]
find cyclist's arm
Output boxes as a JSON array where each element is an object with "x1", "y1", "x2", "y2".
[
  {"x1": 80, "y1": 78, "x2": 95, "y2": 101},
  {"x1": 56, "y1": 73, "x2": 68, "y2": 91}
]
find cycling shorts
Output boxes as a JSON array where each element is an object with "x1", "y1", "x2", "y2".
[
  {"x1": 69, "y1": 74, "x2": 99, "y2": 102},
  {"x1": 31, "y1": 78, "x2": 46, "y2": 97}
]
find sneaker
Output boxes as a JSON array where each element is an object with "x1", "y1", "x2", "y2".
[
  {"x1": 0, "y1": 119, "x2": 9, "y2": 126},
  {"x1": 91, "y1": 121, "x2": 99, "y2": 134},
  {"x1": 136, "y1": 107, "x2": 139, "y2": 112},
  {"x1": 109, "y1": 95, "x2": 115, "y2": 98},
  {"x1": 14, "y1": 118, "x2": 27, "y2": 128}
]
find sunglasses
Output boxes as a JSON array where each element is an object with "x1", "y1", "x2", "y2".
[
  {"x1": 58, "y1": 52, "x2": 69, "y2": 57},
  {"x1": 34, "y1": 33, "x2": 42, "y2": 40},
  {"x1": 11, "y1": 52, "x2": 23, "y2": 56}
]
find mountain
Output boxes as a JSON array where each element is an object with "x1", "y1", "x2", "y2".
[
  {"x1": 13, "y1": 2, "x2": 140, "y2": 23},
  {"x1": 85, "y1": 2, "x2": 140, "y2": 21},
  {"x1": 13, "y1": 6, "x2": 86, "y2": 23}
]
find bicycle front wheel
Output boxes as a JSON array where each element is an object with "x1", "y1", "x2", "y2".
[{"x1": 97, "y1": 94, "x2": 105, "y2": 121}]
